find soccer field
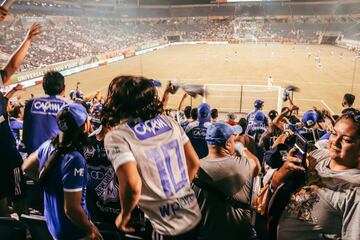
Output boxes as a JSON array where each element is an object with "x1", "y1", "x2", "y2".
[{"x1": 26, "y1": 43, "x2": 360, "y2": 115}]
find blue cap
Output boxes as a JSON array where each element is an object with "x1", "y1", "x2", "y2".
[
  {"x1": 59, "y1": 103, "x2": 88, "y2": 128},
  {"x1": 150, "y1": 79, "x2": 162, "y2": 88},
  {"x1": 198, "y1": 103, "x2": 211, "y2": 123},
  {"x1": 254, "y1": 99, "x2": 264, "y2": 109},
  {"x1": 93, "y1": 103, "x2": 103, "y2": 112},
  {"x1": 254, "y1": 111, "x2": 267, "y2": 124},
  {"x1": 302, "y1": 111, "x2": 318, "y2": 127},
  {"x1": 206, "y1": 122, "x2": 240, "y2": 146},
  {"x1": 233, "y1": 125, "x2": 243, "y2": 135},
  {"x1": 86, "y1": 101, "x2": 93, "y2": 109}
]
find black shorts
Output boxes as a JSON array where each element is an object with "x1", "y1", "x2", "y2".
[{"x1": 0, "y1": 122, "x2": 26, "y2": 200}]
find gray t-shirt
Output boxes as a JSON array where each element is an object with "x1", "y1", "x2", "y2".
[
  {"x1": 278, "y1": 149, "x2": 360, "y2": 240},
  {"x1": 105, "y1": 115, "x2": 201, "y2": 236},
  {"x1": 193, "y1": 155, "x2": 255, "y2": 240}
]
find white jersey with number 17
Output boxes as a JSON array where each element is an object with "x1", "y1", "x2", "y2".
[{"x1": 105, "y1": 115, "x2": 201, "y2": 236}]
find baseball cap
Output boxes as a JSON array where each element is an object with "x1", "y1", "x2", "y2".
[
  {"x1": 57, "y1": 103, "x2": 88, "y2": 131},
  {"x1": 302, "y1": 111, "x2": 318, "y2": 128},
  {"x1": 198, "y1": 103, "x2": 211, "y2": 123},
  {"x1": 93, "y1": 103, "x2": 103, "y2": 112},
  {"x1": 150, "y1": 79, "x2": 162, "y2": 88},
  {"x1": 86, "y1": 101, "x2": 93, "y2": 109},
  {"x1": 254, "y1": 111, "x2": 267, "y2": 124},
  {"x1": 206, "y1": 122, "x2": 241, "y2": 146},
  {"x1": 254, "y1": 99, "x2": 264, "y2": 109},
  {"x1": 233, "y1": 125, "x2": 243, "y2": 135}
]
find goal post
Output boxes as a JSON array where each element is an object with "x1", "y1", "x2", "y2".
[{"x1": 203, "y1": 84, "x2": 283, "y2": 114}]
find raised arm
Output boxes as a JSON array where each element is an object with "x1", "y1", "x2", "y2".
[
  {"x1": 4, "y1": 84, "x2": 24, "y2": 99},
  {"x1": 0, "y1": 0, "x2": 15, "y2": 21},
  {"x1": 273, "y1": 107, "x2": 291, "y2": 131},
  {"x1": 2, "y1": 23, "x2": 41, "y2": 86},
  {"x1": 177, "y1": 93, "x2": 188, "y2": 111},
  {"x1": 161, "y1": 82, "x2": 172, "y2": 110}
]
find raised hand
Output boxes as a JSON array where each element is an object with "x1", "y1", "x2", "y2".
[
  {"x1": 0, "y1": 7, "x2": 8, "y2": 21},
  {"x1": 26, "y1": 23, "x2": 42, "y2": 41}
]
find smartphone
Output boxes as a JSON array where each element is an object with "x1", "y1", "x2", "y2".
[
  {"x1": 284, "y1": 124, "x2": 299, "y2": 133},
  {"x1": 294, "y1": 133, "x2": 307, "y2": 168}
]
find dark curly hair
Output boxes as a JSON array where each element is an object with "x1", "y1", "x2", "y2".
[
  {"x1": 102, "y1": 75, "x2": 163, "y2": 127},
  {"x1": 337, "y1": 110, "x2": 360, "y2": 138}
]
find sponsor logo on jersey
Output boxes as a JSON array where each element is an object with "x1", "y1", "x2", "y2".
[
  {"x1": 74, "y1": 168, "x2": 84, "y2": 176},
  {"x1": 159, "y1": 192, "x2": 196, "y2": 218},
  {"x1": 129, "y1": 115, "x2": 171, "y2": 140},
  {"x1": 191, "y1": 128, "x2": 207, "y2": 138},
  {"x1": 89, "y1": 166, "x2": 119, "y2": 203},
  {"x1": 31, "y1": 99, "x2": 66, "y2": 116}
]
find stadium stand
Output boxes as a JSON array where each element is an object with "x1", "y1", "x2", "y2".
[{"x1": 0, "y1": 1, "x2": 359, "y2": 239}]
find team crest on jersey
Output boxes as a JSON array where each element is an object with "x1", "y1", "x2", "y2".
[
  {"x1": 83, "y1": 145, "x2": 96, "y2": 159},
  {"x1": 129, "y1": 115, "x2": 171, "y2": 140},
  {"x1": 90, "y1": 166, "x2": 119, "y2": 203},
  {"x1": 31, "y1": 99, "x2": 66, "y2": 116}
]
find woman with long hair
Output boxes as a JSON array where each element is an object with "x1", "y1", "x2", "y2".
[
  {"x1": 269, "y1": 110, "x2": 360, "y2": 239},
  {"x1": 22, "y1": 103, "x2": 103, "y2": 240},
  {"x1": 103, "y1": 76, "x2": 201, "y2": 240}
]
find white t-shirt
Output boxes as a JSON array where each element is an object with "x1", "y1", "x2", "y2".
[{"x1": 105, "y1": 115, "x2": 201, "y2": 236}]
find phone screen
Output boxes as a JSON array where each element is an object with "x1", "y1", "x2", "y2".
[{"x1": 294, "y1": 134, "x2": 307, "y2": 168}]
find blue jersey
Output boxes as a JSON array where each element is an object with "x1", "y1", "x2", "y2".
[
  {"x1": 23, "y1": 95, "x2": 68, "y2": 154},
  {"x1": 37, "y1": 140, "x2": 90, "y2": 240},
  {"x1": 180, "y1": 119, "x2": 190, "y2": 130},
  {"x1": 81, "y1": 128, "x2": 120, "y2": 223},
  {"x1": 9, "y1": 117, "x2": 23, "y2": 144},
  {"x1": 185, "y1": 121, "x2": 211, "y2": 159},
  {"x1": 246, "y1": 110, "x2": 268, "y2": 128}
]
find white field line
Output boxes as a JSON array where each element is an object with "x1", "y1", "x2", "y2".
[{"x1": 321, "y1": 100, "x2": 335, "y2": 115}]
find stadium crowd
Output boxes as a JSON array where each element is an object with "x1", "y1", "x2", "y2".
[
  {"x1": 1, "y1": 13, "x2": 359, "y2": 72},
  {"x1": 0, "y1": 8, "x2": 360, "y2": 240}
]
